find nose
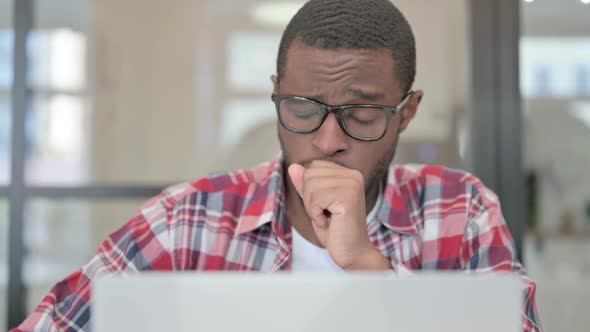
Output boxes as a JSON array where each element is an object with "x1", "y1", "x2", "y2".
[{"x1": 311, "y1": 113, "x2": 349, "y2": 156}]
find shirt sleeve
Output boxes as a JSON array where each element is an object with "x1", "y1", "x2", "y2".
[
  {"x1": 458, "y1": 190, "x2": 543, "y2": 332},
  {"x1": 11, "y1": 203, "x2": 174, "y2": 332}
]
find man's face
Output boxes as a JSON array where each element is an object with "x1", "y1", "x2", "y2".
[{"x1": 274, "y1": 42, "x2": 420, "y2": 197}]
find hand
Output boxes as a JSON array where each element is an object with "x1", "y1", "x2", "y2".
[{"x1": 288, "y1": 160, "x2": 391, "y2": 270}]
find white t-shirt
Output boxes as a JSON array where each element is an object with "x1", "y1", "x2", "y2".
[{"x1": 290, "y1": 189, "x2": 383, "y2": 272}]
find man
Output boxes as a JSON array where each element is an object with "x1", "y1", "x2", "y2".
[{"x1": 14, "y1": 0, "x2": 542, "y2": 331}]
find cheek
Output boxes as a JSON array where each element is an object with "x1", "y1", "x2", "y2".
[
  {"x1": 344, "y1": 142, "x2": 372, "y2": 167},
  {"x1": 278, "y1": 126, "x2": 311, "y2": 156},
  {"x1": 349, "y1": 135, "x2": 398, "y2": 179}
]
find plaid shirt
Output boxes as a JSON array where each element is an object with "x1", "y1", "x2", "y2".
[{"x1": 14, "y1": 158, "x2": 542, "y2": 332}]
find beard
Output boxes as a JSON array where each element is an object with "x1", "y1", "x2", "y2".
[{"x1": 278, "y1": 125, "x2": 401, "y2": 206}]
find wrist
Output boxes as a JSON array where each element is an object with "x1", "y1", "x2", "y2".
[{"x1": 344, "y1": 246, "x2": 391, "y2": 271}]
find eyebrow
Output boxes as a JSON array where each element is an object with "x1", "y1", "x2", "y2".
[
  {"x1": 306, "y1": 88, "x2": 385, "y2": 104},
  {"x1": 345, "y1": 88, "x2": 385, "y2": 102}
]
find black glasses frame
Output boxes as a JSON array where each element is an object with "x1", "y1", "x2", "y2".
[{"x1": 271, "y1": 91, "x2": 414, "y2": 141}]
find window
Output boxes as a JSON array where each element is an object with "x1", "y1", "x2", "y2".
[
  {"x1": 0, "y1": 200, "x2": 8, "y2": 332},
  {"x1": 521, "y1": 37, "x2": 590, "y2": 98},
  {"x1": 574, "y1": 65, "x2": 590, "y2": 95},
  {"x1": 0, "y1": 0, "x2": 12, "y2": 327},
  {"x1": 23, "y1": 199, "x2": 143, "y2": 312},
  {"x1": 0, "y1": 30, "x2": 12, "y2": 184}
]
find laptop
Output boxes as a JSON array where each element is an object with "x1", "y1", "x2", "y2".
[{"x1": 93, "y1": 272, "x2": 522, "y2": 332}]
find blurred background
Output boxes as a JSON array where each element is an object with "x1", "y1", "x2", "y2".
[{"x1": 0, "y1": 0, "x2": 589, "y2": 331}]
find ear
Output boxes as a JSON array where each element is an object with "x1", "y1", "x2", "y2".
[
  {"x1": 399, "y1": 90, "x2": 423, "y2": 132},
  {"x1": 271, "y1": 74, "x2": 279, "y2": 93}
]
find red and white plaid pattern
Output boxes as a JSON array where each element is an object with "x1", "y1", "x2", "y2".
[{"x1": 13, "y1": 158, "x2": 542, "y2": 332}]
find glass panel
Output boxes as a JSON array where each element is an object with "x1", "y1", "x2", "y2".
[
  {"x1": 0, "y1": 95, "x2": 10, "y2": 185},
  {"x1": 28, "y1": 29, "x2": 86, "y2": 92},
  {"x1": 0, "y1": 29, "x2": 13, "y2": 89},
  {"x1": 0, "y1": 0, "x2": 12, "y2": 185},
  {"x1": 221, "y1": 99, "x2": 277, "y2": 148},
  {"x1": 521, "y1": 38, "x2": 590, "y2": 98},
  {"x1": 521, "y1": 1, "x2": 590, "y2": 331},
  {"x1": 0, "y1": 200, "x2": 8, "y2": 332},
  {"x1": 0, "y1": 0, "x2": 11, "y2": 327},
  {"x1": 26, "y1": 0, "x2": 213, "y2": 185},
  {"x1": 25, "y1": 0, "x2": 90, "y2": 186},
  {"x1": 26, "y1": 94, "x2": 90, "y2": 185},
  {"x1": 226, "y1": 32, "x2": 281, "y2": 92},
  {"x1": 24, "y1": 199, "x2": 145, "y2": 313}
]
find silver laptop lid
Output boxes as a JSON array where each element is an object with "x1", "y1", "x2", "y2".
[{"x1": 93, "y1": 272, "x2": 522, "y2": 332}]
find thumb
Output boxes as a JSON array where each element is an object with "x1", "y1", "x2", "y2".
[{"x1": 287, "y1": 163, "x2": 305, "y2": 198}]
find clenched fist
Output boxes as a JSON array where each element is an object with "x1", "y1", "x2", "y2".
[{"x1": 288, "y1": 160, "x2": 391, "y2": 270}]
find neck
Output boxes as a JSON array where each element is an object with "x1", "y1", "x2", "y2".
[{"x1": 364, "y1": 181, "x2": 380, "y2": 216}]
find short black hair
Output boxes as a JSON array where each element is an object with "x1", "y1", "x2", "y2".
[{"x1": 277, "y1": 0, "x2": 416, "y2": 93}]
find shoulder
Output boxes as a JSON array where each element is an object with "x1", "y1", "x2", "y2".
[
  {"x1": 391, "y1": 163, "x2": 500, "y2": 213},
  {"x1": 190, "y1": 159, "x2": 279, "y2": 195},
  {"x1": 137, "y1": 160, "x2": 279, "y2": 224},
  {"x1": 107, "y1": 160, "x2": 279, "y2": 268},
  {"x1": 138, "y1": 160, "x2": 280, "y2": 236}
]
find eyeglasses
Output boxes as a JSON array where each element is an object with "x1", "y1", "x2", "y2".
[{"x1": 271, "y1": 91, "x2": 413, "y2": 141}]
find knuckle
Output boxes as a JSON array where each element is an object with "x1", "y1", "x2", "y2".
[
  {"x1": 303, "y1": 168, "x2": 318, "y2": 181},
  {"x1": 351, "y1": 170, "x2": 364, "y2": 186}
]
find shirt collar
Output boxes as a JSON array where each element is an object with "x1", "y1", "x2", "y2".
[{"x1": 235, "y1": 155, "x2": 287, "y2": 237}]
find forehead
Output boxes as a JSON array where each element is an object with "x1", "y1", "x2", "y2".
[{"x1": 281, "y1": 42, "x2": 400, "y2": 99}]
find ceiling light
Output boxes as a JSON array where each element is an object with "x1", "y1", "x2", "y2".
[
  {"x1": 250, "y1": 2, "x2": 305, "y2": 27},
  {"x1": 581, "y1": 0, "x2": 590, "y2": 4}
]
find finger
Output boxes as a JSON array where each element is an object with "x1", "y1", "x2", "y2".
[
  {"x1": 302, "y1": 177, "x2": 365, "y2": 199},
  {"x1": 308, "y1": 160, "x2": 348, "y2": 170},
  {"x1": 306, "y1": 187, "x2": 357, "y2": 217},
  {"x1": 308, "y1": 204, "x2": 329, "y2": 229},
  {"x1": 303, "y1": 167, "x2": 364, "y2": 184},
  {"x1": 303, "y1": 173, "x2": 364, "y2": 190},
  {"x1": 288, "y1": 163, "x2": 305, "y2": 198}
]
